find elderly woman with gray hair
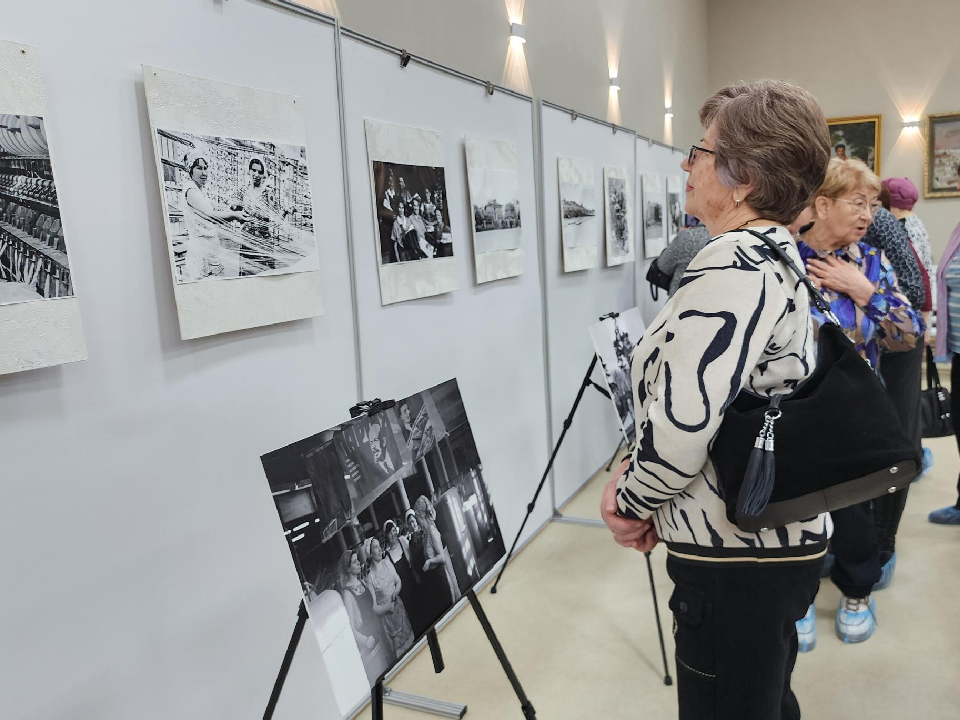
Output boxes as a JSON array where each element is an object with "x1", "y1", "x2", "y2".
[{"x1": 600, "y1": 80, "x2": 831, "y2": 720}]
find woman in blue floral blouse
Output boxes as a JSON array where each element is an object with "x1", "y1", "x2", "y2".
[{"x1": 794, "y1": 157, "x2": 922, "y2": 651}]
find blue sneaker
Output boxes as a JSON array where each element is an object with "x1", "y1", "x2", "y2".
[
  {"x1": 916, "y1": 448, "x2": 934, "y2": 480},
  {"x1": 928, "y1": 506, "x2": 960, "y2": 525},
  {"x1": 796, "y1": 603, "x2": 816, "y2": 652},
  {"x1": 872, "y1": 552, "x2": 896, "y2": 591},
  {"x1": 836, "y1": 595, "x2": 877, "y2": 643}
]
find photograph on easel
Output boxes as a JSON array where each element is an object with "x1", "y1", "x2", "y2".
[
  {"x1": 260, "y1": 379, "x2": 506, "y2": 697},
  {"x1": 588, "y1": 308, "x2": 646, "y2": 443}
]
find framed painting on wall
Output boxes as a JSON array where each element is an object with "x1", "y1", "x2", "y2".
[
  {"x1": 924, "y1": 112, "x2": 960, "y2": 199},
  {"x1": 827, "y1": 115, "x2": 882, "y2": 175}
]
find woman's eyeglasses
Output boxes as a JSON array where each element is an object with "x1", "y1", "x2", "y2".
[
  {"x1": 836, "y1": 198, "x2": 883, "y2": 217},
  {"x1": 687, "y1": 145, "x2": 716, "y2": 165}
]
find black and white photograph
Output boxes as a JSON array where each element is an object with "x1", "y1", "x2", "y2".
[
  {"x1": 261, "y1": 378, "x2": 506, "y2": 690},
  {"x1": 603, "y1": 166, "x2": 633, "y2": 265},
  {"x1": 641, "y1": 172, "x2": 666, "y2": 258},
  {"x1": 560, "y1": 181, "x2": 598, "y2": 248},
  {"x1": 666, "y1": 175, "x2": 683, "y2": 244},
  {"x1": 0, "y1": 114, "x2": 72, "y2": 305},
  {"x1": 372, "y1": 160, "x2": 454, "y2": 265},
  {"x1": 606, "y1": 177, "x2": 629, "y2": 255},
  {"x1": 470, "y1": 172, "x2": 521, "y2": 246},
  {"x1": 153, "y1": 128, "x2": 319, "y2": 284},
  {"x1": 588, "y1": 307, "x2": 646, "y2": 443}
]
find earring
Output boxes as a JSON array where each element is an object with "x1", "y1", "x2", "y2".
[{"x1": 735, "y1": 197, "x2": 741, "y2": 207}]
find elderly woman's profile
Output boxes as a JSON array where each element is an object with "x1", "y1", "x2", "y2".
[{"x1": 601, "y1": 80, "x2": 832, "y2": 720}]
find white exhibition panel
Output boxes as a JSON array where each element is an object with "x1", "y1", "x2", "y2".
[
  {"x1": 540, "y1": 104, "x2": 638, "y2": 508},
  {"x1": 339, "y1": 36, "x2": 553, "y2": 627},
  {"x1": 1, "y1": 2, "x2": 354, "y2": 720},
  {"x1": 635, "y1": 139, "x2": 688, "y2": 327}
]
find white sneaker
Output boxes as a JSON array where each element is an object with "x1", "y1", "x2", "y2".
[
  {"x1": 796, "y1": 603, "x2": 816, "y2": 652},
  {"x1": 835, "y1": 595, "x2": 876, "y2": 644}
]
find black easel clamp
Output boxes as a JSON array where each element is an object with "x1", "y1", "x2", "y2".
[
  {"x1": 350, "y1": 398, "x2": 397, "y2": 418},
  {"x1": 399, "y1": 50, "x2": 411, "y2": 68},
  {"x1": 599, "y1": 311, "x2": 620, "y2": 321}
]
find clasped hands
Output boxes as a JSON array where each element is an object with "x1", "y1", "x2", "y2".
[{"x1": 600, "y1": 459, "x2": 660, "y2": 553}]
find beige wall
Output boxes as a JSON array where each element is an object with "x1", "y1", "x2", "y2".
[
  {"x1": 297, "y1": 0, "x2": 709, "y2": 150},
  {"x1": 708, "y1": 0, "x2": 960, "y2": 260}
]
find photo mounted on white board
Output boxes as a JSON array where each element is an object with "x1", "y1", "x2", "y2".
[
  {"x1": 0, "y1": 114, "x2": 73, "y2": 305},
  {"x1": 603, "y1": 166, "x2": 633, "y2": 265},
  {"x1": 463, "y1": 136, "x2": 524, "y2": 284},
  {"x1": 365, "y1": 119, "x2": 458, "y2": 305},
  {"x1": 641, "y1": 172, "x2": 665, "y2": 258},
  {"x1": 666, "y1": 175, "x2": 683, "y2": 244},
  {"x1": 372, "y1": 160, "x2": 453, "y2": 265},
  {"x1": 152, "y1": 128, "x2": 319, "y2": 283},
  {"x1": 464, "y1": 136, "x2": 522, "y2": 254}
]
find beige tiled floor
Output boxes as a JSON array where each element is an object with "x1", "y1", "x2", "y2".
[{"x1": 357, "y1": 434, "x2": 960, "y2": 720}]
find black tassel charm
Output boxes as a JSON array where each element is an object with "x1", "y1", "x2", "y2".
[{"x1": 736, "y1": 397, "x2": 782, "y2": 518}]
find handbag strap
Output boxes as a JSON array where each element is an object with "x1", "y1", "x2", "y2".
[
  {"x1": 925, "y1": 345, "x2": 943, "y2": 390},
  {"x1": 739, "y1": 227, "x2": 839, "y2": 324}
]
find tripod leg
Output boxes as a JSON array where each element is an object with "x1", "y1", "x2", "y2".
[
  {"x1": 492, "y1": 356, "x2": 600, "y2": 594},
  {"x1": 605, "y1": 436, "x2": 626, "y2": 472},
  {"x1": 372, "y1": 681, "x2": 384, "y2": 720},
  {"x1": 467, "y1": 591, "x2": 537, "y2": 719},
  {"x1": 644, "y1": 552, "x2": 673, "y2": 686},
  {"x1": 263, "y1": 601, "x2": 309, "y2": 720},
  {"x1": 427, "y1": 629, "x2": 445, "y2": 673}
]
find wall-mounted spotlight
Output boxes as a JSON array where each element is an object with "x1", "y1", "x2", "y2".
[
  {"x1": 510, "y1": 22, "x2": 526, "y2": 44},
  {"x1": 665, "y1": 104, "x2": 674, "y2": 119},
  {"x1": 902, "y1": 119, "x2": 921, "y2": 129},
  {"x1": 610, "y1": 76, "x2": 620, "y2": 90}
]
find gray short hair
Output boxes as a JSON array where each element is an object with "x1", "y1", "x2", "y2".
[{"x1": 699, "y1": 80, "x2": 831, "y2": 224}]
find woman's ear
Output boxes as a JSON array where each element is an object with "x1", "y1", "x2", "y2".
[
  {"x1": 813, "y1": 195, "x2": 830, "y2": 220},
  {"x1": 735, "y1": 181, "x2": 755, "y2": 206}
]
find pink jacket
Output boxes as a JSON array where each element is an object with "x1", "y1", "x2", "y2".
[{"x1": 935, "y1": 219, "x2": 960, "y2": 358}]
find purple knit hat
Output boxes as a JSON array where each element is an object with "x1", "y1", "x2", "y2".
[{"x1": 882, "y1": 177, "x2": 919, "y2": 210}]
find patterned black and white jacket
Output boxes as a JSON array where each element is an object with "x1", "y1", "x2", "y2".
[{"x1": 617, "y1": 226, "x2": 830, "y2": 565}]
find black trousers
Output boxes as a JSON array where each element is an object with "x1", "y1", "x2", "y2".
[
  {"x1": 951, "y1": 354, "x2": 960, "y2": 507},
  {"x1": 829, "y1": 501, "x2": 880, "y2": 598},
  {"x1": 667, "y1": 556, "x2": 823, "y2": 720},
  {"x1": 875, "y1": 342, "x2": 923, "y2": 563}
]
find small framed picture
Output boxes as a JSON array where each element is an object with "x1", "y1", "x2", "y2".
[
  {"x1": 924, "y1": 112, "x2": 960, "y2": 199},
  {"x1": 826, "y1": 115, "x2": 882, "y2": 175}
]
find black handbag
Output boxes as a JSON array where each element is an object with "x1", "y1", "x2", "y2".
[
  {"x1": 645, "y1": 258, "x2": 671, "y2": 301},
  {"x1": 920, "y1": 345, "x2": 953, "y2": 438},
  {"x1": 710, "y1": 229, "x2": 921, "y2": 532}
]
